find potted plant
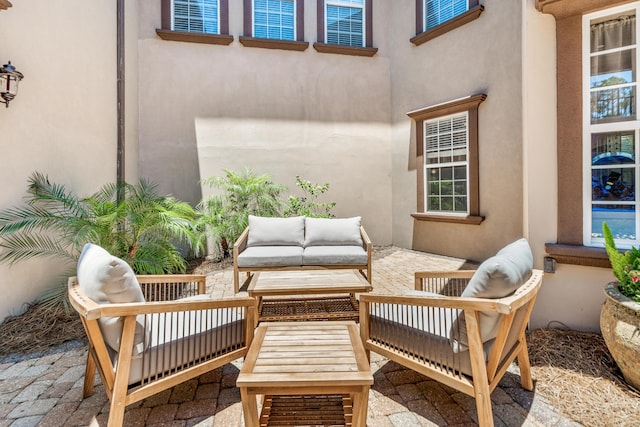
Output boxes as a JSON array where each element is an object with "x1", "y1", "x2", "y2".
[{"x1": 601, "y1": 221, "x2": 640, "y2": 390}]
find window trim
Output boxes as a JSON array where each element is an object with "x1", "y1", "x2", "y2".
[
  {"x1": 314, "y1": 0, "x2": 376, "y2": 56},
  {"x1": 407, "y1": 93, "x2": 487, "y2": 224},
  {"x1": 411, "y1": 0, "x2": 483, "y2": 46},
  {"x1": 158, "y1": 0, "x2": 233, "y2": 45}
]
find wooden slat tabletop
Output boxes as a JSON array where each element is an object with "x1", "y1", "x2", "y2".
[{"x1": 237, "y1": 321, "x2": 373, "y2": 389}]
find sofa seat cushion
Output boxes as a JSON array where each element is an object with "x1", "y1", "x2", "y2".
[
  {"x1": 112, "y1": 307, "x2": 246, "y2": 385},
  {"x1": 237, "y1": 246, "x2": 303, "y2": 267},
  {"x1": 302, "y1": 245, "x2": 368, "y2": 265},
  {"x1": 247, "y1": 215, "x2": 305, "y2": 247},
  {"x1": 304, "y1": 217, "x2": 363, "y2": 247},
  {"x1": 77, "y1": 243, "x2": 148, "y2": 357}
]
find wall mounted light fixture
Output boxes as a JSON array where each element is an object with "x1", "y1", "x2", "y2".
[{"x1": 0, "y1": 61, "x2": 23, "y2": 108}]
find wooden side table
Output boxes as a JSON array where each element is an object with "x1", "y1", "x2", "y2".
[{"x1": 236, "y1": 321, "x2": 373, "y2": 427}]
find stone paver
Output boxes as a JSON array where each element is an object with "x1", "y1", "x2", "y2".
[{"x1": 0, "y1": 247, "x2": 577, "y2": 426}]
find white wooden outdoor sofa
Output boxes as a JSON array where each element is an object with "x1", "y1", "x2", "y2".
[
  {"x1": 359, "y1": 238, "x2": 543, "y2": 427},
  {"x1": 68, "y1": 243, "x2": 257, "y2": 427},
  {"x1": 233, "y1": 215, "x2": 372, "y2": 293}
]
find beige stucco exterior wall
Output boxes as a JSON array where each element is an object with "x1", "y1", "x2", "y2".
[
  {"x1": 0, "y1": 0, "x2": 138, "y2": 323},
  {"x1": 137, "y1": 0, "x2": 393, "y2": 244},
  {"x1": 389, "y1": 0, "x2": 526, "y2": 262}
]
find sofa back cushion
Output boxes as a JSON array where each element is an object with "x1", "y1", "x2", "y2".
[
  {"x1": 247, "y1": 215, "x2": 305, "y2": 247},
  {"x1": 450, "y1": 238, "x2": 533, "y2": 352},
  {"x1": 304, "y1": 216, "x2": 363, "y2": 247},
  {"x1": 77, "y1": 243, "x2": 148, "y2": 357}
]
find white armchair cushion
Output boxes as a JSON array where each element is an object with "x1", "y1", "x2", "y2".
[
  {"x1": 302, "y1": 245, "x2": 368, "y2": 265},
  {"x1": 451, "y1": 238, "x2": 533, "y2": 352},
  {"x1": 77, "y1": 243, "x2": 148, "y2": 357},
  {"x1": 303, "y1": 217, "x2": 363, "y2": 247},
  {"x1": 247, "y1": 215, "x2": 305, "y2": 247}
]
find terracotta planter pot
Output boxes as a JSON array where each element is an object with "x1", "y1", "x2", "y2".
[{"x1": 600, "y1": 283, "x2": 640, "y2": 390}]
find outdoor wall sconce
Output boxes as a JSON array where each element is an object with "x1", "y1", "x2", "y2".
[{"x1": 0, "y1": 61, "x2": 23, "y2": 108}]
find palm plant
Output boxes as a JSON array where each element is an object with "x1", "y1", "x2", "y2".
[
  {"x1": 198, "y1": 168, "x2": 285, "y2": 259},
  {"x1": 0, "y1": 172, "x2": 204, "y2": 310}
]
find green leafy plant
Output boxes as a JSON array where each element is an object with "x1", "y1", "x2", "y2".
[
  {"x1": 198, "y1": 168, "x2": 285, "y2": 259},
  {"x1": 0, "y1": 172, "x2": 204, "y2": 309},
  {"x1": 284, "y1": 175, "x2": 336, "y2": 218},
  {"x1": 603, "y1": 221, "x2": 640, "y2": 302}
]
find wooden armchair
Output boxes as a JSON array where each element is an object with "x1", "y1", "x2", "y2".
[
  {"x1": 359, "y1": 268, "x2": 543, "y2": 427},
  {"x1": 69, "y1": 273, "x2": 256, "y2": 427}
]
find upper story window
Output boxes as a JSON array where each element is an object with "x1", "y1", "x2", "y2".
[
  {"x1": 411, "y1": 0, "x2": 483, "y2": 46},
  {"x1": 173, "y1": 0, "x2": 219, "y2": 34},
  {"x1": 254, "y1": 0, "x2": 295, "y2": 41},
  {"x1": 314, "y1": 0, "x2": 376, "y2": 56},
  {"x1": 157, "y1": 0, "x2": 232, "y2": 45},
  {"x1": 240, "y1": 0, "x2": 307, "y2": 51},
  {"x1": 425, "y1": 0, "x2": 468, "y2": 31},
  {"x1": 584, "y1": 3, "x2": 640, "y2": 249},
  {"x1": 326, "y1": 0, "x2": 365, "y2": 47},
  {"x1": 408, "y1": 94, "x2": 486, "y2": 225}
]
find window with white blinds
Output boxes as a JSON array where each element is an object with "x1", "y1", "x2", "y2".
[
  {"x1": 173, "y1": 0, "x2": 219, "y2": 34},
  {"x1": 424, "y1": 0, "x2": 468, "y2": 31},
  {"x1": 325, "y1": 0, "x2": 364, "y2": 47},
  {"x1": 424, "y1": 112, "x2": 469, "y2": 214},
  {"x1": 254, "y1": 0, "x2": 295, "y2": 41}
]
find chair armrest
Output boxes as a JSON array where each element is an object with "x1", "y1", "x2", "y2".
[
  {"x1": 234, "y1": 227, "x2": 250, "y2": 257},
  {"x1": 96, "y1": 296, "x2": 257, "y2": 318},
  {"x1": 360, "y1": 226, "x2": 372, "y2": 251},
  {"x1": 360, "y1": 292, "x2": 514, "y2": 314}
]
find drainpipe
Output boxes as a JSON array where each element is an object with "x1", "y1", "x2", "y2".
[{"x1": 116, "y1": 0, "x2": 125, "y2": 205}]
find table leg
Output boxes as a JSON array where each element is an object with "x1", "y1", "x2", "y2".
[
  {"x1": 240, "y1": 387, "x2": 259, "y2": 427},
  {"x1": 352, "y1": 386, "x2": 370, "y2": 427}
]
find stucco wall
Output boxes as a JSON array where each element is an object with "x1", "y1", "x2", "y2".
[
  {"x1": 0, "y1": 0, "x2": 138, "y2": 323},
  {"x1": 389, "y1": 0, "x2": 526, "y2": 262},
  {"x1": 137, "y1": 0, "x2": 393, "y2": 244}
]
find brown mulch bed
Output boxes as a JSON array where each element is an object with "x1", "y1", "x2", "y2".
[{"x1": 1, "y1": 258, "x2": 639, "y2": 426}]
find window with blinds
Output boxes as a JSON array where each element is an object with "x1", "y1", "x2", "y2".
[
  {"x1": 173, "y1": 0, "x2": 219, "y2": 34},
  {"x1": 326, "y1": 0, "x2": 364, "y2": 47},
  {"x1": 254, "y1": 0, "x2": 295, "y2": 41},
  {"x1": 424, "y1": 0, "x2": 468, "y2": 31},
  {"x1": 424, "y1": 112, "x2": 469, "y2": 214}
]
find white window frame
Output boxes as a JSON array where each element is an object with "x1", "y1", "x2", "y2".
[
  {"x1": 583, "y1": 2, "x2": 640, "y2": 249},
  {"x1": 325, "y1": 0, "x2": 366, "y2": 47},
  {"x1": 252, "y1": 0, "x2": 296, "y2": 41},
  {"x1": 172, "y1": 0, "x2": 220, "y2": 34},
  {"x1": 423, "y1": 111, "x2": 470, "y2": 216},
  {"x1": 424, "y1": 0, "x2": 469, "y2": 31}
]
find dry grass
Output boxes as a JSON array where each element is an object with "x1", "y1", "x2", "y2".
[{"x1": 528, "y1": 327, "x2": 640, "y2": 427}]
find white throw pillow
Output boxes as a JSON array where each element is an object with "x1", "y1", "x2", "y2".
[
  {"x1": 304, "y1": 216, "x2": 363, "y2": 247},
  {"x1": 77, "y1": 243, "x2": 148, "y2": 357},
  {"x1": 247, "y1": 215, "x2": 305, "y2": 246}
]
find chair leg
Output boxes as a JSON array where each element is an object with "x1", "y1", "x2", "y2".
[
  {"x1": 517, "y1": 335, "x2": 534, "y2": 391},
  {"x1": 83, "y1": 349, "x2": 96, "y2": 398},
  {"x1": 474, "y1": 381, "x2": 495, "y2": 427}
]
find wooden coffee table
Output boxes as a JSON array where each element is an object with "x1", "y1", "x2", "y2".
[
  {"x1": 247, "y1": 270, "x2": 373, "y2": 322},
  {"x1": 236, "y1": 321, "x2": 373, "y2": 427}
]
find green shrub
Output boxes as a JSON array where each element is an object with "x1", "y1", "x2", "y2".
[
  {"x1": 284, "y1": 176, "x2": 336, "y2": 218},
  {"x1": 0, "y1": 172, "x2": 203, "y2": 309}
]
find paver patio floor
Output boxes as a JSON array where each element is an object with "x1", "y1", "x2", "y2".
[{"x1": 0, "y1": 247, "x2": 579, "y2": 426}]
